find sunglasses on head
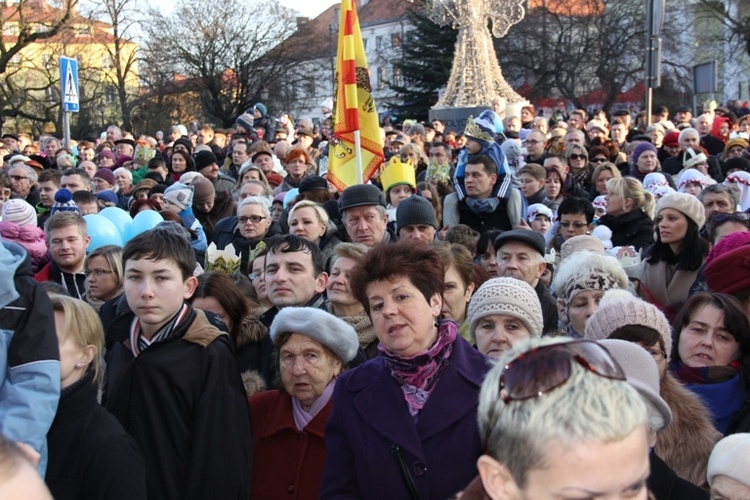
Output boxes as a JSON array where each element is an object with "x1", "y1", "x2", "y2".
[
  {"x1": 569, "y1": 154, "x2": 587, "y2": 160},
  {"x1": 498, "y1": 340, "x2": 625, "y2": 403},
  {"x1": 711, "y1": 212, "x2": 750, "y2": 225},
  {"x1": 590, "y1": 157, "x2": 608, "y2": 163}
]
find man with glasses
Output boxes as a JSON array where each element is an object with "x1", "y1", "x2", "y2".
[
  {"x1": 9, "y1": 163, "x2": 40, "y2": 206},
  {"x1": 524, "y1": 130, "x2": 547, "y2": 164}
]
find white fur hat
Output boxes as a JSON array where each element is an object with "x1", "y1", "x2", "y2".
[
  {"x1": 270, "y1": 307, "x2": 359, "y2": 363},
  {"x1": 707, "y1": 433, "x2": 750, "y2": 488}
]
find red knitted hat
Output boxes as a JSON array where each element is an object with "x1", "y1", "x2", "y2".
[{"x1": 705, "y1": 243, "x2": 750, "y2": 294}]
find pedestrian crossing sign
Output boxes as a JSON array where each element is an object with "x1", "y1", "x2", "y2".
[{"x1": 60, "y1": 56, "x2": 79, "y2": 112}]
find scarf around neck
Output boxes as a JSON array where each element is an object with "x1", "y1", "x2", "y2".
[
  {"x1": 379, "y1": 320, "x2": 458, "y2": 417},
  {"x1": 674, "y1": 360, "x2": 740, "y2": 385},
  {"x1": 129, "y1": 303, "x2": 194, "y2": 357},
  {"x1": 292, "y1": 378, "x2": 336, "y2": 431}
]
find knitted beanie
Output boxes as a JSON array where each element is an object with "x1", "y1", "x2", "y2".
[
  {"x1": 706, "y1": 229, "x2": 750, "y2": 266},
  {"x1": 1, "y1": 199, "x2": 36, "y2": 226},
  {"x1": 177, "y1": 172, "x2": 202, "y2": 186},
  {"x1": 163, "y1": 182, "x2": 194, "y2": 211},
  {"x1": 584, "y1": 289, "x2": 672, "y2": 360},
  {"x1": 193, "y1": 151, "x2": 218, "y2": 171},
  {"x1": 655, "y1": 192, "x2": 705, "y2": 228},
  {"x1": 270, "y1": 307, "x2": 359, "y2": 363},
  {"x1": 721, "y1": 157, "x2": 750, "y2": 177},
  {"x1": 50, "y1": 189, "x2": 81, "y2": 215},
  {"x1": 252, "y1": 103, "x2": 267, "y2": 117},
  {"x1": 396, "y1": 195, "x2": 438, "y2": 232},
  {"x1": 707, "y1": 433, "x2": 750, "y2": 487},
  {"x1": 632, "y1": 142, "x2": 658, "y2": 164},
  {"x1": 94, "y1": 168, "x2": 115, "y2": 186},
  {"x1": 299, "y1": 175, "x2": 328, "y2": 193},
  {"x1": 552, "y1": 251, "x2": 628, "y2": 305},
  {"x1": 662, "y1": 130, "x2": 679, "y2": 147},
  {"x1": 467, "y1": 277, "x2": 543, "y2": 341},
  {"x1": 191, "y1": 176, "x2": 215, "y2": 207},
  {"x1": 236, "y1": 113, "x2": 254, "y2": 131},
  {"x1": 96, "y1": 190, "x2": 118, "y2": 205},
  {"x1": 705, "y1": 243, "x2": 750, "y2": 295},
  {"x1": 724, "y1": 137, "x2": 749, "y2": 154}
]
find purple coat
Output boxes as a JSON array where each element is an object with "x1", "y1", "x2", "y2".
[{"x1": 320, "y1": 336, "x2": 490, "y2": 499}]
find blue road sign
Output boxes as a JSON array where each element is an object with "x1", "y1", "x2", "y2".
[{"x1": 60, "y1": 56, "x2": 80, "y2": 113}]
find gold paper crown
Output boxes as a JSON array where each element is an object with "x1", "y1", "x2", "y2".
[
  {"x1": 463, "y1": 115, "x2": 495, "y2": 143},
  {"x1": 380, "y1": 156, "x2": 416, "y2": 192},
  {"x1": 205, "y1": 242, "x2": 241, "y2": 275}
]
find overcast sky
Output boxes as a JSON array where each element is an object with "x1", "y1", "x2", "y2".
[{"x1": 283, "y1": 0, "x2": 338, "y2": 18}]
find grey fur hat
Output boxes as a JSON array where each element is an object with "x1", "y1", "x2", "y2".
[{"x1": 270, "y1": 307, "x2": 359, "y2": 363}]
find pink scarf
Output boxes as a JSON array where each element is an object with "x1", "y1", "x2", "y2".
[
  {"x1": 291, "y1": 379, "x2": 336, "y2": 431},
  {"x1": 380, "y1": 321, "x2": 457, "y2": 417}
]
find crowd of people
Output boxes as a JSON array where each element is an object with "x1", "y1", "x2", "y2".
[{"x1": 2, "y1": 98, "x2": 750, "y2": 499}]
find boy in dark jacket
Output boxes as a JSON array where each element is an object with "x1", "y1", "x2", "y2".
[{"x1": 104, "y1": 227, "x2": 252, "y2": 500}]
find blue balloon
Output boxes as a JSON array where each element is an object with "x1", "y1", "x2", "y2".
[
  {"x1": 84, "y1": 214, "x2": 123, "y2": 251},
  {"x1": 99, "y1": 206, "x2": 133, "y2": 242},
  {"x1": 129, "y1": 210, "x2": 164, "y2": 239},
  {"x1": 283, "y1": 188, "x2": 299, "y2": 209}
]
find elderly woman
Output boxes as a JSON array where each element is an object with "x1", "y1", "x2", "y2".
[
  {"x1": 213, "y1": 196, "x2": 276, "y2": 273},
  {"x1": 325, "y1": 243, "x2": 378, "y2": 359},
  {"x1": 552, "y1": 251, "x2": 629, "y2": 338},
  {"x1": 599, "y1": 177, "x2": 655, "y2": 251},
  {"x1": 635, "y1": 193, "x2": 708, "y2": 319},
  {"x1": 630, "y1": 142, "x2": 665, "y2": 183},
  {"x1": 472, "y1": 337, "x2": 651, "y2": 499},
  {"x1": 250, "y1": 307, "x2": 358, "y2": 500},
  {"x1": 399, "y1": 143, "x2": 429, "y2": 178},
  {"x1": 565, "y1": 143, "x2": 591, "y2": 192},
  {"x1": 46, "y1": 295, "x2": 145, "y2": 500},
  {"x1": 467, "y1": 277, "x2": 543, "y2": 358},
  {"x1": 585, "y1": 290, "x2": 721, "y2": 487},
  {"x1": 84, "y1": 245, "x2": 123, "y2": 312},
  {"x1": 670, "y1": 292, "x2": 750, "y2": 435},
  {"x1": 433, "y1": 243, "x2": 476, "y2": 341},
  {"x1": 288, "y1": 200, "x2": 339, "y2": 263},
  {"x1": 321, "y1": 242, "x2": 490, "y2": 499},
  {"x1": 235, "y1": 163, "x2": 271, "y2": 192}
]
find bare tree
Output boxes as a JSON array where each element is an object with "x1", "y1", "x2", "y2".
[
  {"x1": 85, "y1": 0, "x2": 140, "y2": 131},
  {"x1": 141, "y1": 0, "x2": 297, "y2": 127}
]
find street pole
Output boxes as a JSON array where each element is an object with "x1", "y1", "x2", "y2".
[
  {"x1": 63, "y1": 111, "x2": 71, "y2": 150},
  {"x1": 645, "y1": 0, "x2": 653, "y2": 127}
]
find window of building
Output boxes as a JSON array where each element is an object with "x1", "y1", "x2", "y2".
[
  {"x1": 377, "y1": 66, "x2": 387, "y2": 90},
  {"x1": 376, "y1": 36, "x2": 384, "y2": 50},
  {"x1": 392, "y1": 65, "x2": 402, "y2": 86},
  {"x1": 76, "y1": 25, "x2": 92, "y2": 36},
  {"x1": 102, "y1": 54, "x2": 114, "y2": 70},
  {"x1": 391, "y1": 33, "x2": 402, "y2": 47}
]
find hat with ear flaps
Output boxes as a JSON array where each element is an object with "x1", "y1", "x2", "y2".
[{"x1": 380, "y1": 156, "x2": 416, "y2": 194}]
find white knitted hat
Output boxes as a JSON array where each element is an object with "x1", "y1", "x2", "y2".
[
  {"x1": 163, "y1": 182, "x2": 194, "y2": 211},
  {"x1": 1, "y1": 199, "x2": 36, "y2": 226},
  {"x1": 552, "y1": 251, "x2": 628, "y2": 306},
  {"x1": 467, "y1": 277, "x2": 543, "y2": 341},
  {"x1": 707, "y1": 433, "x2": 750, "y2": 487},
  {"x1": 584, "y1": 289, "x2": 672, "y2": 360}
]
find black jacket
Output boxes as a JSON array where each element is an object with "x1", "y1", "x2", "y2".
[
  {"x1": 535, "y1": 280, "x2": 559, "y2": 336},
  {"x1": 46, "y1": 372, "x2": 146, "y2": 500},
  {"x1": 647, "y1": 452, "x2": 709, "y2": 500},
  {"x1": 104, "y1": 307, "x2": 252, "y2": 500},
  {"x1": 597, "y1": 209, "x2": 655, "y2": 251}
]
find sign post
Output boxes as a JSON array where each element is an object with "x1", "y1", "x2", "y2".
[{"x1": 59, "y1": 56, "x2": 79, "y2": 149}]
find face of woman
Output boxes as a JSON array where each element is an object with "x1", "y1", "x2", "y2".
[
  {"x1": 649, "y1": 130, "x2": 664, "y2": 147},
  {"x1": 656, "y1": 208, "x2": 688, "y2": 247},
  {"x1": 86, "y1": 255, "x2": 119, "y2": 301},
  {"x1": 604, "y1": 192, "x2": 628, "y2": 217},
  {"x1": 565, "y1": 290, "x2": 604, "y2": 336},
  {"x1": 286, "y1": 156, "x2": 307, "y2": 179},
  {"x1": 54, "y1": 311, "x2": 91, "y2": 389},
  {"x1": 595, "y1": 170, "x2": 614, "y2": 195},
  {"x1": 530, "y1": 216, "x2": 550, "y2": 235},
  {"x1": 172, "y1": 154, "x2": 187, "y2": 173},
  {"x1": 242, "y1": 170, "x2": 261, "y2": 184},
  {"x1": 636, "y1": 151, "x2": 658, "y2": 174},
  {"x1": 290, "y1": 206, "x2": 326, "y2": 244},
  {"x1": 683, "y1": 182, "x2": 703, "y2": 197},
  {"x1": 251, "y1": 256, "x2": 268, "y2": 301},
  {"x1": 678, "y1": 304, "x2": 741, "y2": 368},
  {"x1": 567, "y1": 150, "x2": 587, "y2": 173},
  {"x1": 442, "y1": 265, "x2": 474, "y2": 323},
  {"x1": 366, "y1": 276, "x2": 442, "y2": 357},
  {"x1": 279, "y1": 333, "x2": 342, "y2": 409},
  {"x1": 238, "y1": 203, "x2": 271, "y2": 240},
  {"x1": 479, "y1": 242, "x2": 499, "y2": 278},
  {"x1": 192, "y1": 296, "x2": 232, "y2": 332},
  {"x1": 482, "y1": 427, "x2": 650, "y2": 500},
  {"x1": 474, "y1": 314, "x2": 531, "y2": 358},
  {"x1": 400, "y1": 151, "x2": 419, "y2": 165},
  {"x1": 545, "y1": 176, "x2": 561, "y2": 200},
  {"x1": 115, "y1": 172, "x2": 131, "y2": 190},
  {"x1": 326, "y1": 257, "x2": 359, "y2": 308}
]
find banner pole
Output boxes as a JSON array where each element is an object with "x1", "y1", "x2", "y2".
[{"x1": 354, "y1": 129, "x2": 363, "y2": 184}]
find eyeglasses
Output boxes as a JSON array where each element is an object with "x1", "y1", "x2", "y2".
[
  {"x1": 590, "y1": 157, "x2": 608, "y2": 163},
  {"x1": 568, "y1": 154, "x2": 587, "y2": 160},
  {"x1": 498, "y1": 340, "x2": 625, "y2": 403},
  {"x1": 248, "y1": 271, "x2": 262, "y2": 280},
  {"x1": 85, "y1": 269, "x2": 113, "y2": 277},
  {"x1": 559, "y1": 221, "x2": 588, "y2": 229},
  {"x1": 711, "y1": 212, "x2": 750, "y2": 225},
  {"x1": 526, "y1": 139, "x2": 545, "y2": 145},
  {"x1": 646, "y1": 349, "x2": 667, "y2": 361},
  {"x1": 237, "y1": 215, "x2": 267, "y2": 224},
  {"x1": 10, "y1": 175, "x2": 28, "y2": 181}
]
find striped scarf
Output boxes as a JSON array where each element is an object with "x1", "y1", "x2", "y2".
[{"x1": 129, "y1": 303, "x2": 193, "y2": 357}]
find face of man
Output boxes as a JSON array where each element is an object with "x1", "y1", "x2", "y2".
[
  {"x1": 464, "y1": 162, "x2": 497, "y2": 199},
  {"x1": 680, "y1": 131, "x2": 700, "y2": 150},
  {"x1": 564, "y1": 130, "x2": 585, "y2": 148},
  {"x1": 76, "y1": 201, "x2": 99, "y2": 215},
  {"x1": 232, "y1": 142, "x2": 249, "y2": 166},
  {"x1": 48, "y1": 225, "x2": 90, "y2": 273},
  {"x1": 398, "y1": 224, "x2": 436, "y2": 244},
  {"x1": 9, "y1": 166, "x2": 33, "y2": 197},
  {"x1": 675, "y1": 110, "x2": 692, "y2": 124},
  {"x1": 519, "y1": 173, "x2": 545, "y2": 197},
  {"x1": 543, "y1": 157, "x2": 568, "y2": 183},
  {"x1": 265, "y1": 248, "x2": 327, "y2": 308},
  {"x1": 106, "y1": 126, "x2": 122, "y2": 142},
  {"x1": 60, "y1": 174, "x2": 90, "y2": 193},
  {"x1": 343, "y1": 205, "x2": 388, "y2": 247},
  {"x1": 525, "y1": 132, "x2": 546, "y2": 158},
  {"x1": 3, "y1": 136, "x2": 18, "y2": 151},
  {"x1": 38, "y1": 181, "x2": 59, "y2": 207},
  {"x1": 170, "y1": 128, "x2": 182, "y2": 142},
  {"x1": 44, "y1": 139, "x2": 60, "y2": 158},
  {"x1": 115, "y1": 143, "x2": 134, "y2": 158},
  {"x1": 702, "y1": 192, "x2": 734, "y2": 221},
  {"x1": 197, "y1": 129, "x2": 214, "y2": 145},
  {"x1": 568, "y1": 114, "x2": 583, "y2": 130},
  {"x1": 497, "y1": 241, "x2": 545, "y2": 287},
  {"x1": 199, "y1": 162, "x2": 219, "y2": 180},
  {"x1": 697, "y1": 116, "x2": 712, "y2": 136},
  {"x1": 611, "y1": 123, "x2": 627, "y2": 144},
  {"x1": 429, "y1": 145, "x2": 450, "y2": 164}
]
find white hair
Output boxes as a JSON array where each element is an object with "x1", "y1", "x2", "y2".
[
  {"x1": 113, "y1": 167, "x2": 133, "y2": 182},
  {"x1": 238, "y1": 195, "x2": 271, "y2": 219}
]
